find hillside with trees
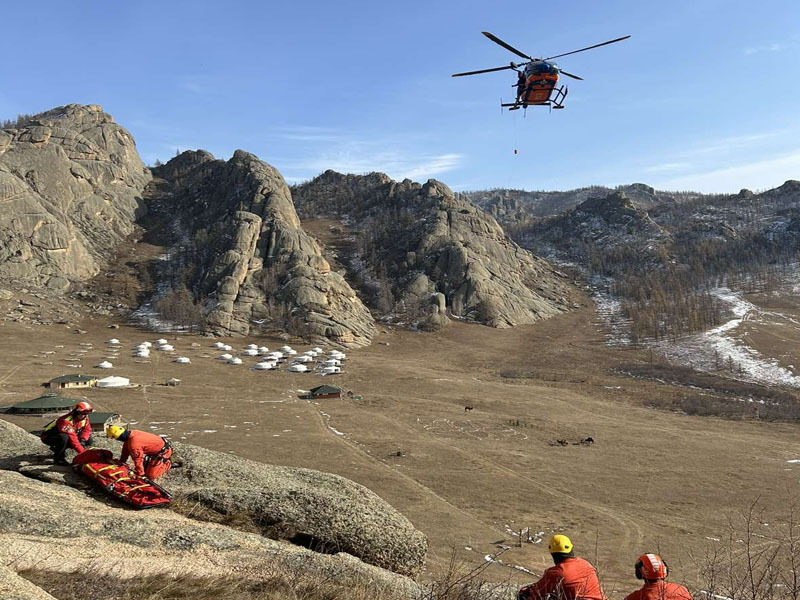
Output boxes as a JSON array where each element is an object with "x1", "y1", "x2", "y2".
[{"x1": 476, "y1": 183, "x2": 800, "y2": 343}]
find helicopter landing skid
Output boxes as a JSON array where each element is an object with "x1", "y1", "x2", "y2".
[
  {"x1": 500, "y1": 85, "x2": 568, "y2": 111},
  {"x1": 549, "y1": 85, "x2": 568, "y2": 109}
]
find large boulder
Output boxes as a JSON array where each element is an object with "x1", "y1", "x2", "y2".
[
  {"x1": 162, "y1": 442, "x2": 428, "y2": 577},
  {"x1": 0, "y1": 104, "x2": 149, "y2": 287},
  {"x1": 0, "y1": 470, "x2": 421, "y2": 597}
]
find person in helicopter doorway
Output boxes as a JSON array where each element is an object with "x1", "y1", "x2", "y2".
[
  {"x1": 515, "y1": 69, "x2": 527, "y2": 104},
  {"x1": 40, "y1": 401, "x2": 95, "y2": 466}
]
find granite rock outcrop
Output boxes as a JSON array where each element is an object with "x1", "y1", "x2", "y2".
[
  {"x1": 292, "y1": 171, "x2": 576, "y2": 328},
  {"x1": 0, "y1": 104, "x2": 149, "y2": 290},
  {"x1": 149, "y1": 151, "x2": 375, "y2": 346}
]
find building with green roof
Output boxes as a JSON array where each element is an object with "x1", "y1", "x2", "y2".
[
  {"x1": 3, "y1": 394, "x2": 78, "y2": 414},
  {"x1": 309, "y1": 385, "x2": 343, "y2": 399}
]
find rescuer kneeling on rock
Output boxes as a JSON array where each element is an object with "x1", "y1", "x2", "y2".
[
  {"x1": 518, "y1": 534, "x2": 606, "y2": 600},
  {"x1": 40, "y1": 401, "x2": 94, "y2": 466},
  {"x1": 106, "y1": 425, "x2": 173, "y2": 480},
  {"x1": 624, "y1": 554, "x2": 692, "y2": 600}
]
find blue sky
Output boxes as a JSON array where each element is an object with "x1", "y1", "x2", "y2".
[{"x1": 1, "y1": 0, "x2": 799, "y2": 193}]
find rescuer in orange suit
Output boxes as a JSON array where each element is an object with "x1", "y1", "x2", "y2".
[
  {"x1": 40, "y1": 401, "x2": 94, "y2": 465},
  {"x1": 106, "y1": 425, "x2": 172, "y2": 479},
  {"x1": 624, "y1": 554, "x2": 692, "y2": 600},
  {"x1": 518, "y1": 535, "x2": 606, "y2": 600}
]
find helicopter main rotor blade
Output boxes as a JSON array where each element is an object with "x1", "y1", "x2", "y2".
[
  {"x1": 544, "y1": 35, "x2": 631, "y2": 61},
  {"x1": 482, "y1": 31, "x2": 533, "y2": 60},
  {"x1": 558, "y1": 70, "x2": 584, "y2": 80},
  {"x1": 452, "y1": 64, "x2": 518, "y2": 77}
]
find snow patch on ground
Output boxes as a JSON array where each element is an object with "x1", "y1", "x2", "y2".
[
  {"x1": 654, "y1": 287, "x2": 800, "y2": 388},
  {"x1": 592, "y1": 286, "x2": 631, "y2": 346},
  {"x1": 129, "y1": 303, "x2": 192, "y2": 333}
]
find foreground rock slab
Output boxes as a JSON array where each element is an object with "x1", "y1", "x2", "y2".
[
  {"x1": 0, "y1": 563, "x2": 57, "y2": 600},
  {"x1": 161, "y1": 442, "x2": 428, "y2": 577},
  {"x1": 0, "y1": 470, "x2": 421, "y2": 598},
  {"x1": 1, "y1": 419, "x2": 427, "y2": 579},
  {"x1": 0, "y1": 418, "x2": 47, "y2": 470}
]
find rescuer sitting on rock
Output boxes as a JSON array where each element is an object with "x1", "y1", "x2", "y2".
[
  {"x1": 518, "y1": 534, "x2": 606, "y2": 600},
  {"x1": 106, "y1": 425, "x2": 173, "y2": 480},
  {"x1": 624, "y1": 554, "x2": 692, "y2": 600},
  {"x1": 40, "y1": 401, "x2": 94, "y2": 466}
]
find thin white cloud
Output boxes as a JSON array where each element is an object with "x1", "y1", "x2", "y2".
[
  {"x1": 272, "y1": 129, "x2": 462, "y2": 183},
  {"x1": 744, "y1": 41, "x2": 796, "y2": 55},
  {"x1": 283, "y1": 150, "x2": 462, "y2": 182},
  {"x1": 281, "y1": 133, "x2": 349, "y2": 142},
  {"x1": 404, "y1": 154, "x2": 462, "y2": 180},
  {"x1": 688, "y1": 131, "x2": 787, "y2": 156},
  {"x1": 179, "y1": 76, "x2": 218, "y2": 95},
  {"x1": 640, "y1": 128, "x2": 796, "y2": 180},
  {"x1": 651, "y1": 149, "x2": 800, "y2": 193},
  {"x1": 270, "y1": 125, "x2": 346, "y2": 142}
]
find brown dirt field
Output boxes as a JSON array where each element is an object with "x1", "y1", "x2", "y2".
[
  {"x1": 2, "y1": 308, "x2": 799, "y2": 594},
  {"x1": 740, "y1": 293, "x2": 800, "y2": 372}
]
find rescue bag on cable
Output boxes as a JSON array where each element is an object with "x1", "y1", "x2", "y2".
[{"x1": 72, "y1": 448, "x2": 172, "y2": 509}]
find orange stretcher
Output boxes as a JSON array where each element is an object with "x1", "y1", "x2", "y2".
[{"x1": 72, "y1": 448, "x2": 172, "y2": 509}]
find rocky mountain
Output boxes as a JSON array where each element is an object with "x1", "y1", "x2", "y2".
[
  {"x1": 148, "y1": 151, "x2": 376, "y2": 346},
  {"x1": 501, "y1": 183, "x2": 800, "y2": 342},
  {"x1": 0, "y1": 104, "x2": 149, "y2": 292},
  {"x1": 0, "y1": 104, "x2": 580, "y2": 343},
  {"x1": 522, "y1": 191, "x2": 672, "y2": 264},
  {"x1": 465, "y1": 183, "x2": 710, "y2": 227},
  {"x1": 292, "y1": 171, "x2": 578, "y2": 329},
  {"x1": 0, "y1": 418, "x2": 426, "y2": 598}
]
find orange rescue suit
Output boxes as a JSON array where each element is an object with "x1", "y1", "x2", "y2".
[
  {"x1": 120, "y1": 430, "x2": 172, "y2": 478},
  {"x1": 41, "y1": 413, "x2": 92, "y2": 453},
  {"x1": 625, "y1": 582, "x2": 693, "y2": 600},
  {"x1": 519, "y1": 557, "x2": 606, "y2": 600}
]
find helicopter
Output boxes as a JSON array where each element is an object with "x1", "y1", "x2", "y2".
[{"x1": 452, "y1": 32, "x2": 630, "y2": 111}]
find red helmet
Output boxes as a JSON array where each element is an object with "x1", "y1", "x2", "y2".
[
  {"x1": 635, "y1": 554, "x2": 669, "y2": 580},
  {"x1": 73, "y1": 401, "x2": 93, "y2": 413}
]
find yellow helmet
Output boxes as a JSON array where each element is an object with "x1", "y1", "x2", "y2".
[
  {"x1": 548, "y1": 534, "x2": 573, "y2": 554},
  {"x1": 106, "y1": 425, "x2": 126, "y2": 439}
]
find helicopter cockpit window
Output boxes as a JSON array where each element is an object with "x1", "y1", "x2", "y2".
[{"x1": 528, "y1": 62, "x2": 559, "y2": 76}]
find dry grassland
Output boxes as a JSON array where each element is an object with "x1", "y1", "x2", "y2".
[{"x1": 2, "y1": 303, "x2": 800, "y2": 594}]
